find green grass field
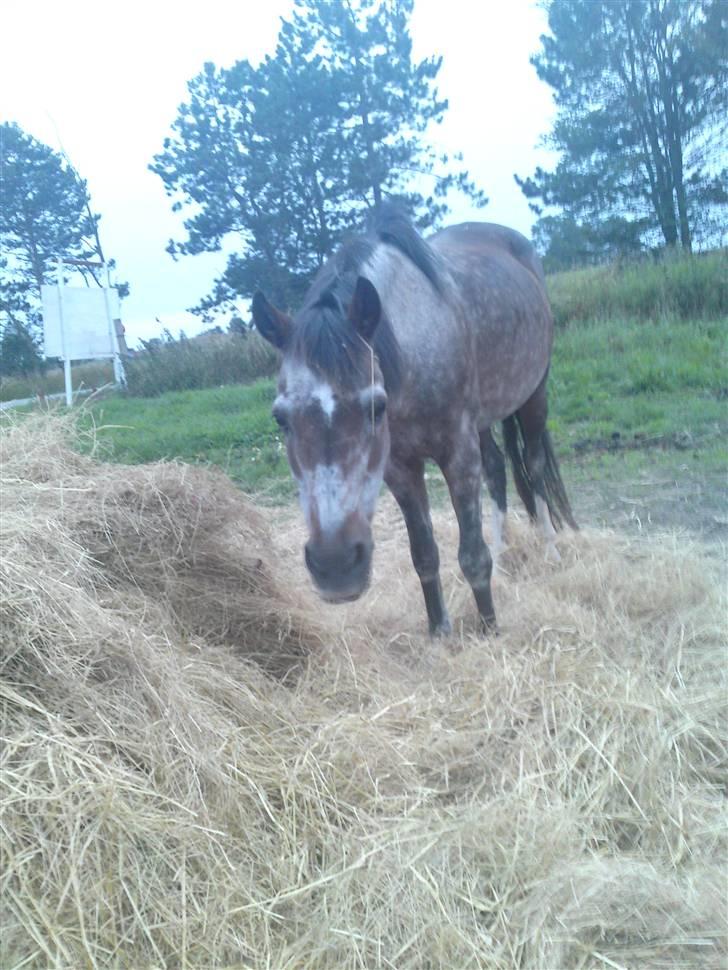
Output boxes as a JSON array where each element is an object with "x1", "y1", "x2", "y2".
[
  {"x1": 83, "y1": 314, "x2": 727, "y2": 537},
  {"x1": 87, "y1": 380, "x2": 294, "y2": 500}
]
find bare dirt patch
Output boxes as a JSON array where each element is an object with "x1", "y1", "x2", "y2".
[{"x1": 564, "y1": 447, "x2": 727, "y2": 550}]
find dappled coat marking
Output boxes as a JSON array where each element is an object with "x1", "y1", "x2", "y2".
[{"x1": 253, "y1": 205, "x2": 576, "y2": 633}]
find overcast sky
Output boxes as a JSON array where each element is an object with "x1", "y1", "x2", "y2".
[{"x1": 2, "y1": 0, "x2": 558, "y2": 345}]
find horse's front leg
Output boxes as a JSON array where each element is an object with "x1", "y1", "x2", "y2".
[
  {"x1": 385, "y1": 458, "x2": 451, "y2": 637},
  {"x1": 441, "y1": 427, "x2": 497, "y2": 632}
]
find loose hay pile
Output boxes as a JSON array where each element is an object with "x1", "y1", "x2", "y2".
[{"x1": 1, "y1": 413, "x2": 726, "y2": 969}]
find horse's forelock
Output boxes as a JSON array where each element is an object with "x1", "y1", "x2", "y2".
[
  {"x1": 293, "y1": 299, "x2": 403, "y2": 397},
  {"x1": 292, "y1": 235, "x2": 403, "y2": 396},
  {"x1": 292, "y1": 302, "x2": 366, "y2": 391}
]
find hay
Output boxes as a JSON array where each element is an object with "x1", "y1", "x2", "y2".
[{"x1": 1, "y1": 412, "x2": 726, "y2": 969}]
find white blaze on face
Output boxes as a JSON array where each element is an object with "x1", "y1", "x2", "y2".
[
  {"x1": 312, "y1": 382, "x2": 336, "y2": 423},
  {"x1": 278, "y1": 361, "x2": 388, "y2": 536},
  {"x1": 298, "y1": 454, "x2": 382, "y2": 535},
  {"x1": 279, "y1": 360, "x2": 338, "y2": 425}
]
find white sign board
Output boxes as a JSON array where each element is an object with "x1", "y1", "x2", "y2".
[{"x1": 41, "y1": 284, "x2": 121, "y2": 360}]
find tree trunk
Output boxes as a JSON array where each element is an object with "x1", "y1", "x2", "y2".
[{"x1": 651, "y1": 0, "x2": 692, "y2": 250}]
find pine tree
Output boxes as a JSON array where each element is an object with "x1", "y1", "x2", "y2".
[
  {"x1": 516, "y1": 0, "x2": 728, "y2": 261},
  {"x1": 152, "y1": 0, "x2": 486, "y2": 318},
  {"x1": 0, "y1": 122, "x2": 125, "y2": 365}
]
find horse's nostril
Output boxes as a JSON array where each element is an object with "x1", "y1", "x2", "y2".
[
  {"x1": 304, "y1": 543, "x2": 322, "y2": 577},
  {"x1": 305, "y1": 541, "x2": 368, "y2": 584}
]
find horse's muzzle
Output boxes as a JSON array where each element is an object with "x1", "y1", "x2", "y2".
[{"x1": 304, "y1": 538, "x2": 372, "y2": 603}]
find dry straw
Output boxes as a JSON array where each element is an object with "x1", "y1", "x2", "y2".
[{"x1": 1, "y1": 412, "x2": 726, "y2": 969}]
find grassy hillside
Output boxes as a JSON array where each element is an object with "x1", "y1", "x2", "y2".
[
  {"x1": 88, "y1": 316, "x2": 726, "y2": 471},
  {"x1": 549, "y1": 316, "x2": 725, "y2": 445},
  {"x1": 2, "y1": 249, "x2": 724, "y2": 402},
  {"x1": 547, "y1": 248, "x2": 727, "y2": 327}
]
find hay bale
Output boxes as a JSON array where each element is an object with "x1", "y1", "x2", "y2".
[
  {"x1": 1, "y1": 412, "x2": 726, "y2": 969},
  {"x1": 2, "y1": 412, "x2": 317, "y2": 672}
]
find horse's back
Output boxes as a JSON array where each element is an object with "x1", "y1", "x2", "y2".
[
  {"x1": 429, "y1": 222, "x2": 546, "y2": 285},
  {"x1": 427, "y1": 222, "x2": 554, "y2": 425}
]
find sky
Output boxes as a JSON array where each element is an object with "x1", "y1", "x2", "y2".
[{"x1": 1, "y1": 0, "x2": 558, "y2": 345}]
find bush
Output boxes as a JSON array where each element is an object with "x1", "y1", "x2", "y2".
[
  {"x1": 547, "y1": 248, "x2": 728, "y2": 327},
  {"x1": 0, "y1": 322, "x2": 44, "y2": 379},
  {"x1": 124, "y1": 329, "x2": 279, "y2": 396}
]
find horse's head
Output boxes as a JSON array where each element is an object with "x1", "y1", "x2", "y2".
[{"x1": 253, "y1": 276, "x2": 396, "y2": 603}]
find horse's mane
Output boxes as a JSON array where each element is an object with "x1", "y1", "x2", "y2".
[
  {"x1": 292, "y1": 205, "x2": 435, "y2": 396},
  {"x1": 370, "y1": 202, "x2": 443, "y2": 295}
]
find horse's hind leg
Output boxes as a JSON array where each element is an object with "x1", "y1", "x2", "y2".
[
  {"x1": 479, "y1": 427, "x2": 508, "y2": 561},
  {"x1": 442, "y1": 424, "x2": 497, "y2": 631},
  {"x1": 385, "y1": 457, "x2": 451, "y2": 637}
]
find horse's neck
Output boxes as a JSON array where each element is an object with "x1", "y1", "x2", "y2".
[{"x1": 365, "y1": 245, "x2": 454, "y2": 353}]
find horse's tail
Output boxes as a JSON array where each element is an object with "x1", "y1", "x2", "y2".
[
  {"x1": 541, "y1": 428, "x2": 578, "y2": 530},
  {"x1": 502, "y1": 415, "x2": 537, "y2": 521},
  {"x1": 501, "y1": 416, "x2": 578, "y2": 531}
]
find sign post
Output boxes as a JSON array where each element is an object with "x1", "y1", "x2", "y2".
[
  {"x1": 55, "y1": 258, "x2": 74, "y2": 407},
  {"x1": 42, "y1": 259, "x2": 125, "y2": 405},
  {"x1": 104, "y1": 262, "x2": 126, "y2": 386}
]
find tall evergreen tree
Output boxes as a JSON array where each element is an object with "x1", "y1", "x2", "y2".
[
  {"x1": 517, "y1": 0, "x2": 728, "y2": 260},
  {"x1": 152, "y1": 42, "x2": 350, "y2": 313},
  {"x1": 284, "y1": 0, "x2": 484, "y2": 221},
  {"x1": 152, "y1": 0, "x2": 486, "y2": 318}
]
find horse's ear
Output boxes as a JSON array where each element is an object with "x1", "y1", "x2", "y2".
[
  {"x1": 349, "y1": 276, "x2": 381, "y2": 342},
  {"x1": 252, "y1": 292, "x2": 292, "y2": 349}
]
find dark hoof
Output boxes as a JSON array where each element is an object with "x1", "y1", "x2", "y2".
[
  {"x1": 480, "y1": 614, "x2": 499, "y2": 636},
  {"x1": 429, "y1": 617, "x2": 452, "y2": 639}
]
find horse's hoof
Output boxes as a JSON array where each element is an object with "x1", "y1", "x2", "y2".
[
  {"x1": 480, "y1": 616, "x2": 499, "y2": 636},
  {"x1": 545, "y1": 542, "x2": 561, "y2": 564},
  {"x1": 429, "y1": 617, "x2": 452, "y2": 638}
]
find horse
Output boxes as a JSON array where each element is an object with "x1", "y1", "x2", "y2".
[{"x1": 252, "y1": 205, "x2": 576, "y2": 635}]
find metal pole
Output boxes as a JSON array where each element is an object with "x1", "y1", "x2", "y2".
[
  {"x1": 56, "y1": 258, "x2": 73, "y2": 407},
  {"x1": 103, "y1": 263, "x2": 126, "y2": 386}
]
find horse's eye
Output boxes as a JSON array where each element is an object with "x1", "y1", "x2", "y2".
[
  {"x1": 273, "y1": 410, "x2": 289, "y2": 433},
  {"x1": 372, "y1": 396, "x2": 387, "y2": 424}
]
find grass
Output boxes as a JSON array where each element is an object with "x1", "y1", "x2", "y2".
[
  {"x1": 86, "y1": 379, "x2": 294, "y2": 499},
  {"x1": 549, "y1": 316, "x2": 726, "y2": 446},
  {"x1": 547, "y1": 248, "x2": 728, "y2": 327},
  {"x1": 85, "y1": 316, "x2": 727, "y2": 491}
]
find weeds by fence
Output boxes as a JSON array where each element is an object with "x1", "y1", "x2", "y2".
[
  {"x1": 0, "y1": 360, "x2": 114, "y2": 403},
  {"x1": 547, "y1": 248, "x2": 728, "y2": 327},
  {"x1": 123, "y1": 330, "x2": 279, "y2": 396}
]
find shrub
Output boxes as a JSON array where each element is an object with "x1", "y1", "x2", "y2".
[{"x1": 124, "y1": 330, "x2": 278, "y2": 397}]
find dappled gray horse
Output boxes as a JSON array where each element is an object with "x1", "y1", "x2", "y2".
[{"x1": 253, "y1": 205, "x2": 576, "y2": 634}]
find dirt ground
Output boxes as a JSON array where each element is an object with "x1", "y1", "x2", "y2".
[{"x1": 563, "y1": 446, "x2": 727, "y2": 553}]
